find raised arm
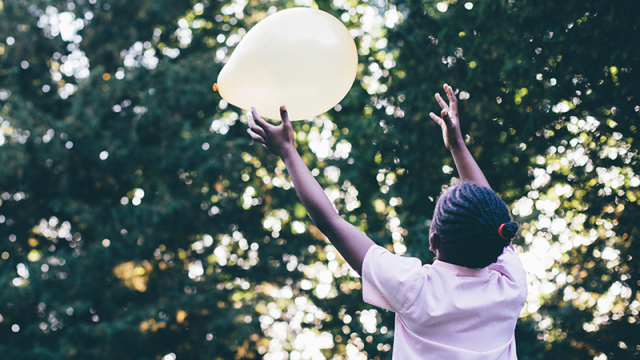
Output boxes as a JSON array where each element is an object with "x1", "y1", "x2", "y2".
[
  {"x1": 429, "y1": 84, "x2": 491, "y2": 189},
  {"x1": 247, "y1": 106, "x2": 375, "y2": 275}
]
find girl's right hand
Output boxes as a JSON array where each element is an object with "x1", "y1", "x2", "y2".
[
  {"x1": 247, "y1": 105, "x2": 296, "y2": 159},
  {"x1": 429, "y1": 84, "x2": 465, "y2": 150}
]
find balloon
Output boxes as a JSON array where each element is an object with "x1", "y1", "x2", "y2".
[{"x1": 214, "y1": 8, "x2": 358, "y2": 121}]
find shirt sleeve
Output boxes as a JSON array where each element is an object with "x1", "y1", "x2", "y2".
[
  {"x1": 361, "y1": 245, "x2": 428, "y2": 313},
  {"x1": 488, "y1": 246, "x2": 528, "y2": 298}
]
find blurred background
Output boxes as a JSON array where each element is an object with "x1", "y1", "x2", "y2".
[{"x1": 0, "y1": 0, "x2": 638, "y2": 359}]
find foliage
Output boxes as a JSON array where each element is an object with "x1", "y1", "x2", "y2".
[{"x1": 0, "y1": 0, "x2": 638, "y2": 359}]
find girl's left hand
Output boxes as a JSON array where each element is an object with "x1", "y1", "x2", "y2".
[{"x1": 429, "y1": 84, "x2": 465, "y2": 150}]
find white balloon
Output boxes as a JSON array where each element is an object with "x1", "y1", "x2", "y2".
[{"x1": 215, "y1": 8, "x2": 358, "y2": 120}]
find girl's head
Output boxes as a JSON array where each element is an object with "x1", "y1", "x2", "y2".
[{"x1": 429, "y1": 182, "x2": 518, "y2": 268}]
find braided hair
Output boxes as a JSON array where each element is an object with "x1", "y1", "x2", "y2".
[{"x1": 431, "y1": 182, "x2": 518, "y2": 268}]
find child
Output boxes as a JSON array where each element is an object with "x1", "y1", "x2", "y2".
[{"x1": 247, "y1": 84, "x2": 527, "y2": 359}]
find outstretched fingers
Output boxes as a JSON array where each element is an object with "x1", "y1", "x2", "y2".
[
  {"x1": 248, "y1": 106, "x2": 274, "y2": 145},
  {"x1": 429, "y1": 112, "x2": 445, "y2": 128},
  {"x1": 247, "y1": 128, "x2": 266, "y2": 144},
  {"x1": 248, "y1": 114, "x2": 266, "y2": 138},
  {"x1": 444, "y1": 84, "x2": 458, "y2": 115},
  {"x1": 435, "y1": 93, "x2": 449, "y2": 113},
  {"x1": 251, "y1": 107, "x2": 272, "y2": 131}
]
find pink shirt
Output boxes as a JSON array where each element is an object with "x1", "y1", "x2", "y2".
[{"x1": 362, "y1": 245, "x2": 527, "y2": 359}]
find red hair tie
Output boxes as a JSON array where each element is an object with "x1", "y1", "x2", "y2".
[{"x1": 498, "y1": 223, "x2": 508, "y2": 240}]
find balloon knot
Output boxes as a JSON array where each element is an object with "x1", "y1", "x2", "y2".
[{"x1": 212, "y1": 83, "x2": 219, "y2": 92}]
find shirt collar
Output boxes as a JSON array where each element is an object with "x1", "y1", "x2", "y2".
[{"x1": 432, "y1": 260, "x2": 490, "y2": 277}]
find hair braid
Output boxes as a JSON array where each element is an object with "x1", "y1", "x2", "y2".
[{"x1": 432, "y1": 182, "x2": 518, "y2": 268}]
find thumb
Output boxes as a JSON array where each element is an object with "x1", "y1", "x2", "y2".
[
  {"x1": 280, "y1": 105, "x2": 291, "y2": 125},
  {"x1": 429, "y1": 112, "x2": 444, "y2": 128}
]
